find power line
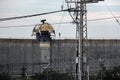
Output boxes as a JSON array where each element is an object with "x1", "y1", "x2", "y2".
[
  {"x1": 0, "y1": 25, "x2": 35, "y2": 28},
  {"x1": 66, "y1": 0, "x2": 77, "y2": 23},
  {"x1": 56, "y1": 11, "x2": 66, "y2": 33},
  {"x1": 0, "y1": 9, "x2": 69, "y2": 22},
  {"x1": 103, "y1": 2, "x2": 120, "y2": 26},
  {"x1": 0, "y1": 22, "x2": 72, "y2": 28},
  {"x1": 0, "y1": 16, "x2": 120, "y2": 28},
  {"x1": 88, "y1": 16, "x2": 120, "y2": 21}
]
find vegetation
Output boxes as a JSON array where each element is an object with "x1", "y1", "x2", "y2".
[
  {"x1": 89, "y1": 66, "x2": 120, "y2": 80},
  {"x1": 1, "y1": 66, "x2": 120, "y2": 80},
  {"x1": 31, "y1": 69, "x2": 74, "y2": 80},
  {"x1": 102, "y1": 66, "x2": 120, "y2": 80},
  {"x1": 0, "y1": 73, "x2": 11, "y2": 80}
]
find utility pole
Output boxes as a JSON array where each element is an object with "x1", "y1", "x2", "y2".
[{"x1": 65, "y1": 0, "x2": 104, "y2": 80}]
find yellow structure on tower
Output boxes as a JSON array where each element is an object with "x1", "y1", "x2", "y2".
[{"x1": 32, "y1": 19, "x2": 55, "y2": 42}]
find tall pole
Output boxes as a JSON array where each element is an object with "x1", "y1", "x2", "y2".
[
  {"x1": 66, "y1": 0, "x2": 87, "y2": 80},
  {"x1": 77, "y1": 0, "x2": 88, "y2": 80},
  {"x1": 66, "y1": 0, "x2": 104, "y2": 80}
]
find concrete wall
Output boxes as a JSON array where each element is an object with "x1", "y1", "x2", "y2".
[
  {"x1": 50, "y1": 40, "x2": 76, "y2": 74},
  {"x1": 0, "y1": 39, "x2": 120, "y2": 75},
  {"x1": 87, "y1": 39, "x2": 120, "y2": 74},
  {"x1": 0, "y1": 39, "x2": 50, "y2": 75}
]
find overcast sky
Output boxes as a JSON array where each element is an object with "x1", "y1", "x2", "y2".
[{"x1": 0, "y1": 0, "x2": 120, "y2": 39}]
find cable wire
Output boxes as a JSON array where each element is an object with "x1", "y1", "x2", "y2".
[
  {"x1": 0, "y1": 25, "x2": 35, "y2": 28},
  {"x1": 0, "y1": 16, "x2": 120, "y2": 28},
  {"x1": 0, "y1": 9, "x2": 69, "y2": 22},
  {"x1": 103, "y1": 2, "x2": 120, "y2": 26},
  {"x1": 66, "y1": 0, "x2": 77, "y2": 23},
  {"x1": 56, "y1": 0, "x2": 65, "y2": 32},
  {"x1": 88, "y1": 16, "x2": 120, "y2": 21},
  {"x1": 0, "y1": 22, "x2": 72, "y2": 28}
]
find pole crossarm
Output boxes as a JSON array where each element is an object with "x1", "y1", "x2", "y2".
[{"x1": 66, "y1": 0, "x2": 104, "y2": 3}]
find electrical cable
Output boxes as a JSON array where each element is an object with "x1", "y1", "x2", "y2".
[
  {"x1": 0, "y1": 24, "x2": 35, "y2": 28},
  {"x1": 66, "y1": 0, "x2": 77, "y2": 23},
  {"x1": 0, "y1": 22, "x2": 72, "y2": 28},
  {"x1": 56, "y1": 0, "x2": 66, "y2": 33},
  {"x1": 88, "y1": 16, "x2": 120, "y2": 21},
  {"x1": 103, "y1": 2, "x2": 120, "y2": 26},
  {"x1": 0, "y1": 9, "x2": 69, "y2": 22},
  {"x1": 0, "y1": 16, "x2": 120, "y2": 28}
]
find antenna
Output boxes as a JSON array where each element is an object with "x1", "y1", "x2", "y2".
[{"x1": 41, "y1": 19, "x2": 46, "y2": 23}]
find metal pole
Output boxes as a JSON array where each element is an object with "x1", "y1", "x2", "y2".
[
  {"x1": 66, "y1": 1, "x2": 104, "y2": 80},
  {"x1": 77, "y1": 22, "x2": 82, "y2": 80},
  {"x1": 76, "y1": 1, "x2": 84, "y2": 80},
  {"x1": 77, "y1": 0, "x2": 87, "y2": 80},
  {"x1": 87, "y1": 66, "x2": 89, "y2": 80}
]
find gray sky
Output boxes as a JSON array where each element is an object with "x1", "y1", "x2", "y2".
[{"x1": 0, "y1": 0, "x2": 120, "y2": 39}]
